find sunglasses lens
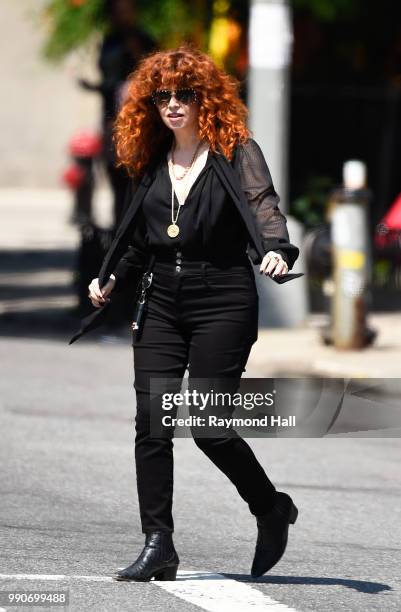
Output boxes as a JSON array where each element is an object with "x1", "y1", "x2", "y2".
[
  {"x1": 176, "y1": 89, "x2": 196, "y2": 104},
  {"x1": 152, "y1": 90, "x2": 171, "y2": 105}
]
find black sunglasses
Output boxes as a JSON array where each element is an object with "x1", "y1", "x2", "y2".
[{"x1": 151, "y1": 88, "x2": 198, "y2": 106}]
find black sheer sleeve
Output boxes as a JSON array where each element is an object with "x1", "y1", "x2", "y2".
[
  {"x1": 235, "y1": 138, "x2": 299, "y2": 269},
  {"x1": 112, "y1": 204, "x2": 150, "y2": 294}
]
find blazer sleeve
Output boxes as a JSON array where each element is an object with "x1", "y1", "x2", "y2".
[
  {"x1": 236, "y1": 138, "x2": 299, "y2": 270},
  {"x1": 112, "y1": 205, "x2": 150, "y2": 294}
]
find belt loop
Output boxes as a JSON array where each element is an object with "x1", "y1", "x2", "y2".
[{"x1": 201, "y1": 262, "x2": 210, "y2": 289}]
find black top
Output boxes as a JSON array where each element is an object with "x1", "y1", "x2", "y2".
[
  {"x1": 137, "y1": 150, "x2": 250, "y2": 263},
  {"x1": 111, "y1": 138, "x2": 298, "y2": 294}
]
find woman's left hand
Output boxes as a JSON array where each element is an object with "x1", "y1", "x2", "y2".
[{"x1": 260, "y1": 251, "x2": 288, "y2": 277}]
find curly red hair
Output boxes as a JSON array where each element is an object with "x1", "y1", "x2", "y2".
[{"x1": 113, "y1": 44, "x2": 251, "y2": 178}]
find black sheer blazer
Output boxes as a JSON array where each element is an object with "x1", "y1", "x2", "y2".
[
  {"x1": 112, "y1": 138, "x2": 300, "y2": 291},
  {"x1": 68, "y1": 138, "x2": 303, "y2": 344}
]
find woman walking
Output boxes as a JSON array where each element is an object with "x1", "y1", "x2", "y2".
[{"x1": 83, "y1": 45, "x2": 301, "y2": 581}]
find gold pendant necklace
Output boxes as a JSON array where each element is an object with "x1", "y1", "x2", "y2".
[{"x1": 167, "y1": 140, "x2": 203, "y2": 238}]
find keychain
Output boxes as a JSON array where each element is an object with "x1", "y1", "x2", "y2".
[{"x1": 132, "y1": 271, "x2": 153, "y2": 332}]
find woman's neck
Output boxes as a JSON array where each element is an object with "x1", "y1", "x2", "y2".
[{"x1": 172, "y1": 130, "x2": 202, "y2": 153}]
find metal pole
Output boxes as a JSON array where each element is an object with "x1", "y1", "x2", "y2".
[
  {"x1": 248, "y1": 0, "x2": 308, "y2": 328},
  {"x1": 248, "y1": 0, "x2": 292, "y2": 213}
]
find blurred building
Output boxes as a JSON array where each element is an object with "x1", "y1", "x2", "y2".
[
  {"x1": 290, "y1": 0, "x2": 401, "y2": 232},
  {"x1": 0, "y1": 0, "x2": 100, "y2": 188}
]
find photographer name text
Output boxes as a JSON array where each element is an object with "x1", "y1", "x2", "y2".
[{"x1": 161, "y1": 415, "x2": 296, "y2": 428}]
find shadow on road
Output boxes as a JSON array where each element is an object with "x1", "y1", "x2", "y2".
[
  {"x1": 0, "y1": 248, "x2": 131, "y2": 342},
  {"x1": 0, "y1": 249, "x2": 78, "y2": 340},
  {"x1": 223, "y1": 572, "x2": 392, "y2": 593}
]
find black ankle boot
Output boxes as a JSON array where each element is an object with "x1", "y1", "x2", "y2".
[
  {"x1": 251, "y1": 491, "x2": 298, "y2": 578},
  {"x1": 113, "y1": 531, "x2": 179, "y2": 582}
]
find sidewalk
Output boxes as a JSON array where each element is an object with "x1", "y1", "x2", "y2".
[
  {"x1": 0, "y1": 187, "x2": 112, "y2": 250},
  {"x1": 249, "y1": 313, "x2": 401, "y2": 378}
]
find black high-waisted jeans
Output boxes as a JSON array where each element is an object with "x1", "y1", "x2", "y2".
[{"x1": 132, "y1": 256, "x2": 277, "y2": 533}]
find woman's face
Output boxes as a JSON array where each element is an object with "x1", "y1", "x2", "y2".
[{"x1": 153, "y1": 88, "x2": 199, "y2": 135}]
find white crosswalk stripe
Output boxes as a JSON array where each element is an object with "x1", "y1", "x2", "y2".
[{"x1": 156, "y1": 570, "x2": 298, "y2": 612}]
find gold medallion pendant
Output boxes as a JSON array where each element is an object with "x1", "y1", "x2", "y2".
[{"x1": 167, "y1": 223, "x2": 180, "y2": 238}]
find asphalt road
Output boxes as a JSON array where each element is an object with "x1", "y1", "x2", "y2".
[{"x1": 0, "y1": 336, "x2": 400, "y2": 612}]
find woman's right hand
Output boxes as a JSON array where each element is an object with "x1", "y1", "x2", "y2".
[{"x1": 88, "y1": 275, "x2": 116, "y2": 308}]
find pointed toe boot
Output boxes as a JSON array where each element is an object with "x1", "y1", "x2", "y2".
[
  {"x1": 251, "y1": 491, "x2": 298, "y2": 578},
  {"x1": 113, "y1": 531, "x2": 179, "y2": 582}
]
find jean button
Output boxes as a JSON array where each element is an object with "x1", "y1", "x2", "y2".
[
  {"x1": 176, "y1": 258, "x2": 182, "y2": 264},
  {"x1": 175, "y1": 265, "x2": 181, "y2": 272},
  {"x1": 176, "y1": 250, "x2": 182, "y2": 257}
]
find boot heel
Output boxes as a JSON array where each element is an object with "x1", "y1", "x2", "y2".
[
  {"x1": 289, "y1": 504, "x2": 298, "y2": 524},
  {"x1": 153, "y1": 565, "x2": 178, "y2": 581}
]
